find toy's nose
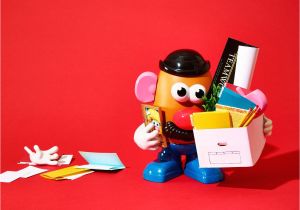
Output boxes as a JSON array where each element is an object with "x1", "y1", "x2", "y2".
[{"x1": 173, "y1": 107, "x2": 203, "y2": 130}]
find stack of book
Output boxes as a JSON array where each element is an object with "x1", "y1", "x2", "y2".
[
  {"x1": 191, "y1": 83, "x2": 261, "y2": 129},
  {"x1": 216, "y1": 83, "x2": 260, "y2": 127}
]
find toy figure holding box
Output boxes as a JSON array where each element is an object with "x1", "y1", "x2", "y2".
[{"x1": 134, "y1": 49, "x2": 273, "y2": 183}]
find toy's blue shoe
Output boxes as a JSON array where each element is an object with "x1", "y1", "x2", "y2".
[
  {"x1": 143, "y1": 160, "x2": 183, "y2": 182},
  {"x1": 184, "y1": 158, "x2": 224, "y2": 184},
  {"x1": 143, "y1": 147, "x2": 183, "y2": 183}
]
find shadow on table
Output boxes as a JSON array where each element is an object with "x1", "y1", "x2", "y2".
[{"x1": 218, "y1": 144, "x2": 299, "y2": 190}]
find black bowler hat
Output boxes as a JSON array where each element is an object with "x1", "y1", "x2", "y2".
[{"x1": 159, "y1": 49, "x2": 210, "y2": 77}]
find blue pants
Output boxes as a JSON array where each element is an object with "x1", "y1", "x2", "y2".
[{"x1": 143, "y1": 144, "x2": 224, "y2": 183}]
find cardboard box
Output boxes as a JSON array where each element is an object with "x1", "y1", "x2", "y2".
[{"x1": 193, "y1": 114, "x2": 265, "y2": 168}]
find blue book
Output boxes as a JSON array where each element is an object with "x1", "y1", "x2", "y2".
[{"x1": 218, "y1": 87, "x2": 256, "y2": 110}]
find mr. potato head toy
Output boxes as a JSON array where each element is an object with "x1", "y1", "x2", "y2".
[{"x1": 134, "y1": 49, "x2": 273, "y2": 183}]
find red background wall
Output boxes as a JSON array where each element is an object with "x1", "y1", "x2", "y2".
[{"x1": 1, "y1": 0, "x2": 299, "y2": 209}]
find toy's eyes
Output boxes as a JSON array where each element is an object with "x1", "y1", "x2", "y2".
[
  {"x1": 189, "y1": 84, "x2": 206, "y2": 104},
  {"x1": 152, "y1": 121, "x2": 160, "y2": 127},
  {"x1": 171, "y1": 82, "x2": 189, "y2": 102}
]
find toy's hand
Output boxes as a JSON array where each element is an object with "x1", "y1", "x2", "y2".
[
  {"x1": 263, "y1": 116, "x2": 273, "y2": 136},
  {"x1": 24, "y1": 145, "x2": 59, "y2": 165},
  {"x1": 134, "y1": 123, "x2": 161, "y2": 150}
]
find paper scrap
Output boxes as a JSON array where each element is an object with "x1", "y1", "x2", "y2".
[
  {"x1": 18, "y1": 162, "x2": 36, "y2": 165},
  {"x1": 79, "y1": 151, "x2": 125, "y2": 170},
  {"x1": 40, "y1": 166, "x2": 91, "y2": 180},
  {"x1": 64, "y1": 171, "x2": 94, "y2": 180},
  {"x1": 0, "y1": 171, "x2": 20, "y2": 183},
  {"x1": 17, "y1": 166, "x2": 48, "y2": 178},
  {"x1": 1, "y1": 166, "x2": 48, "y2": 183},
  {"x1": 58, "y1": 155, "x2": 73, "y2": 165}
]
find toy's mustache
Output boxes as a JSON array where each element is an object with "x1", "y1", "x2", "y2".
[{"x1": 164, "y1": 121, "x2": 194, "y2": 141}]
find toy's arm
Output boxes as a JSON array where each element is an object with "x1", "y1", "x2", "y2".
[
  {"x1": 134, "y1": 123, "x2": 161, "y2": 150},
  {"x1": 263, "y1": 115, "x2": 273, "y2": 136},
  {"x1": 24, "y1": 145, "x2": 59, "y2": 165}
]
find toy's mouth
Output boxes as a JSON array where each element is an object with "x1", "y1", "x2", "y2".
[
  {"x1": 171, "y1": 107, "x2": 203, "y2": 130},
  {"x1": 163, "y1": 121, "x2": 194, "y2": 142}
]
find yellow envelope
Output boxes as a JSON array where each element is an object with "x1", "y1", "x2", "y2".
[
  {"x1": 191, "y1": 111, "x2": 232, "y2": 129},
  {"x1": 215, "y1": 104, "x2": 250, "y2": 128},
  {"x1": 41, "y1": 166, "x2": 91, "y2": 180}
]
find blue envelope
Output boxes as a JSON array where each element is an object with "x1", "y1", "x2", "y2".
[
  {"x1": 78, "y1": 151, "x2": 125, "y2": 170},
  {"x1": 218, "y1": 87, "x2": 256, "y2": 110}
]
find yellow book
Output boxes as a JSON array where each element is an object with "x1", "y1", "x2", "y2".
[
  {"x1": 215, "y1": 104, "x2": 250, "y2": 128},
  {"x1": 191, "y1": 111, "x2": 232, "y2": 129},
  {"x1": 41, "y1": 166, "x2": 91, "y2": 180},
  {"x1": 141, "y1": 104, "x2": 167, "y2": 148}
]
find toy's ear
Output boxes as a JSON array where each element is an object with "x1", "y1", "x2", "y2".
[{"x1": 135, "y1": 72, "x2": 158, "y2": 103}]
